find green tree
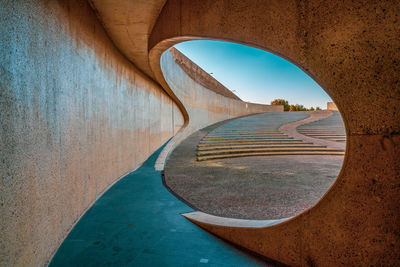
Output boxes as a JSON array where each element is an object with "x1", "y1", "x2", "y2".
[
  {"x1": 270, "y1": 99, "x2": 289, "y2": 111},
  {"x1": 315, "y1": 106, "x2": 321, "y2": 110},
  {"x1": 309, "y1": 106, "x2": 315, "y2": 111},
  {"x1": 293, "y1": 104, "x2": 307, "y2": 111}
]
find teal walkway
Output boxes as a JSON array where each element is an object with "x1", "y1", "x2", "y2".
[{"x1": 50, "y1": 144, "x2": 271, "y2": 266}]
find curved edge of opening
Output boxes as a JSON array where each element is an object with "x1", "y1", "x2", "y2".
[
  {"x1": 149, "y1": 35, "x2": 350, "y2": 230},
  {"x1": 148, "y1": 34, "x2": 351, "y2": 138},
  {"x1": 183, "y1": 211, "x2": 291, "y2": 228}
]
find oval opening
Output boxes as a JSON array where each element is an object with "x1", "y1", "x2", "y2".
[{"x1": 161, "y1": 40, "x2": 346, "y2": 220}]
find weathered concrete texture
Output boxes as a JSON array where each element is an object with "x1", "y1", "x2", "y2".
[
  {"x1": 2, "y1": 0, "x2": 399, "y2": 266},
  {"x1": 147, "y1": 0, "x2": 400, "y2": 265},
  {"x1": 186, "y1": 135, "x2": 400, "y2": 266},
  {"x1": 0, "y1": 1, "x2": 183, "y2": 265},
  {"x1": 88, "y1": 0, "x2": 168, "y2": 78},
  {"x1": 170, "y1": 47, "x2": 241, "y2": 100},
  {"x1": 150, "y1": 0, "x2": 400, "y2": 135}
]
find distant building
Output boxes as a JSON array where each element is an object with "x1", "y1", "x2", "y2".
[{"x1": 327, "y1": 102, "x2": 338, "y2": 111}]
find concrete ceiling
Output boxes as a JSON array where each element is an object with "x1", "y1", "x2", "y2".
[{"x1": 89, "y1": 0, "x2": 167, "y2": 79}]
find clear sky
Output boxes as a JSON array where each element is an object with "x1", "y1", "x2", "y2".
[{"x1": 174, "y1": 40, "x2": 332, "y2": 109}]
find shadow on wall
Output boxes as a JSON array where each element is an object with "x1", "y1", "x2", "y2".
[{"x1": 147, "y1": 0, "x2": 400, "y2": 265}]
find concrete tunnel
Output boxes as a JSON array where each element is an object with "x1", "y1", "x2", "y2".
[{"x1": 0, "y1": 0, "x2": 399, "y2": 266}]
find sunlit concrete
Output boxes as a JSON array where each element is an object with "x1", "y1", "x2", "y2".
[
  {"x1": 147, "y1": 1, "x2": 399, "y2": 265},
  {"x1": 88, "y1": 0, "x2": 168, "y2": 78},
  {"x1": 1, "y1": 0, "x2": 399, "y2": 265},
  {"x1": 0, "y1": 1, "x2": 182, "y2": 265},
  {"x1": 0, "y1": 1, "x2": 277, "y2": 265}
]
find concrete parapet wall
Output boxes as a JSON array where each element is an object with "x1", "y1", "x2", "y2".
[
  {"x1": 0, "y1": 1, "x2": 279, "y2": 265},
  {"x1": 148, "y1": 1, "x2": 400, "y2": 265},
  {"x1": 170, "y1": 47, "x2": 241, "y2": 100},
  {"x1": 161, "y1": 49, "x2": 281, "y2": 132},
  {"x1": 0, "y1": 1, "x2": 183, "y2": 265},
  {"x1": 154, "y1": 50, "x2": 281, "y2": 169},
  {"x1": 3, "y1": 0, "x2": 398, "y2": 265}
]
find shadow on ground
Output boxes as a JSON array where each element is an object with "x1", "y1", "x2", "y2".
[{"x1": 50, "y1": 144, "x2": 275, "y2": 266}]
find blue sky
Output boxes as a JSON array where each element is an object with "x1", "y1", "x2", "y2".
[{"x1": 174, "y1": 40, "x2": 332, "y2": 109}]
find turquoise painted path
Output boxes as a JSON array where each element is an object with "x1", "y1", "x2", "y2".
[{"x1": 50, "y1": 143, "x2": 270, "y2": 266}]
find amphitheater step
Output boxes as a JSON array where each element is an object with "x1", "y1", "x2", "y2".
[
  {"x1": 197, "y1": 144, "x2": 325, "y2": 151},
  {"x1": 197, "y1": 151, "x2": 345, "y2": 161}
]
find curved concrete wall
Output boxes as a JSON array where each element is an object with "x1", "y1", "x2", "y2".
[
  {"x1": 170, "y1": 48, "x2": 241, "y2": 100},
  {"x1": 0, "y1": 1, "x2": 277, "y2": 265},
  {"x1": 154, "y1": 49, "x2": 282, "y2": 169},
  {"x1": 0, "y1": 1, "x2": 184, "y2": 265},
  {"x1": 161, "y1": 50, "x2": 281, "y2": 133},
  {"x1": 148, "y1": 0, "x2": 400, "y2": 266},
  {"x1": 2, "y1": 0, "x2": 398, "y2": 265}
]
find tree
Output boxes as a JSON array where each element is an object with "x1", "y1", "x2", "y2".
[
  {"x1": 270, "y1": 99, "x2": 289, "y2": 111},
  {"x1": 271, "y1": 99, "x2": 319, "y2": 112},
  {"x1": 292, "y1": 104, "x2": 307, "y2": 111}
]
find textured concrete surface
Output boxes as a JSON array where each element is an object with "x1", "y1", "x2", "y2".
[
  {"x1": 164, "y1": 113, "x2": 344, "y2": 220},
  {"x1": 0, "y1": 1, "x2": 275, "y2": 265},
  {"x1": 0, "y1": 1, "x2": 183, "y2": 265},
  {"x1": 150, "y1": 0, "x2": 400, "y2": 134},
  {"x1": 50, "y1": 145, "x2": 275, "y2": 267},
  {"x1": 147, "y1": 1, "x2": 400, "y2": 265},
  {"x1": 88, "y1": 0, "x2": 168, "y2": 78},
  {"x1": 2, "y1": 0, "x2": 399, "y2": 266}
]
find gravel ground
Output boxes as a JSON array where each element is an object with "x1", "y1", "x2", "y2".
[{"x1": 164, "y1": 114, "x2": 345, "y2": 220}]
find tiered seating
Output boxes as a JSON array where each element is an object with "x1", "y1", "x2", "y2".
[
  {"x1": 197, "y1": 112, "x2": 345, "y2": 161},
  {"x1": 297, "y1": 112, "x2": 346, "y2": 142}
]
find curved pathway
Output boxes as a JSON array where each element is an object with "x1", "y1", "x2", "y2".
[
  {"x1": 296, "y1": 111, "x2": 346, "y2": 142},
  {"x1": 279, "y1": 110, "x2": 346, "y2": 150},
  {"x1": 50, "y1": 144, "x2": 272, "y2": 266}
]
